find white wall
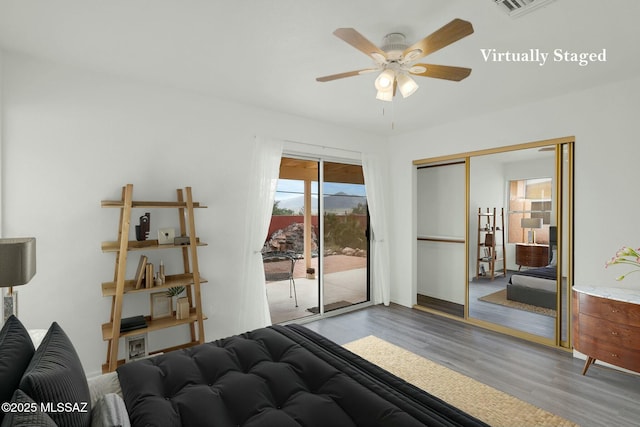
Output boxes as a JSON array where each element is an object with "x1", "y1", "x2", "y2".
[
  {"x1": 0, "y1": 50, "x2": 3, "y2": 232},
  {"x1": 388, "y1": 74, "x2": 640, "y2": 307},
  {"x1": 0, "y1": 52, "x2": 386, "y2": 376},
  {"x1": 416, "y1": 165, "x2": 466, "y2": 239}
]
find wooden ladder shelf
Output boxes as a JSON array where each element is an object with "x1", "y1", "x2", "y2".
[
  {"x1": 476, "y1": 207, "x2": 506, "y2": 280},
  {"x1": 101, "y1": 184, "x2": 207, "y2": 373}
]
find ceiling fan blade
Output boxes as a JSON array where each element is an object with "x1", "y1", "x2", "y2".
[
  {"x1": 409, "y1": 64, "x2": 472, "y2": 81},
  {"x1": 333, "y1": 28, "x2": 387, "y2": 60},
  {"x1": 316, "y1": 68, "x2": 377, "y2": 82},
  {"x1": 403, "y1": 19, "x2": 474, "y2": 60}
]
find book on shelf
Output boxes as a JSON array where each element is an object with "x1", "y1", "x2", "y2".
[
  {"x1": 145, "y1": 263, "x2": 154, "y2": 288},
  {"x1": 134, "y1": 255, "x2": 148, "y2": 289},
  {"x1": 120, "y1": 315, "x2": 147, "y2": 332}
]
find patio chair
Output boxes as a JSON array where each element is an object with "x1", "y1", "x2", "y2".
[{"x1": 262, "y1": 252, "x2": 298, "y2": 307}]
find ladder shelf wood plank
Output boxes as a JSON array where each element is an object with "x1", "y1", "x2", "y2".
[
  {"x1": 101, "y1": 184, "x2": 207, "y2": 373},
  {"x1": 476, "y1": 207, "x2": 506, "y2": 280}
]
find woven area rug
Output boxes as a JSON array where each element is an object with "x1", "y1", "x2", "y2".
[
  {"x1": 344, "y1": 336, "x2": 576, "y2": 427},
  {"x1": 479, "y1": 289, "x2": 556, "y2": 317}
]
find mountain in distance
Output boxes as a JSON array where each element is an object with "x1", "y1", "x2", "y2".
[
  {"x1": 277, "y1": 195, "x2": 318, "y2": 212},
  {"x1": 323, "y1": 192, "x2": 366, "y2": 212},
  {"x1": 276, "y1": 192, "x2": 366, "y2": 213}
]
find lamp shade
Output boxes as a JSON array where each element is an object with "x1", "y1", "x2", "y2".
[
  {"x1": 396, "y1": 73, "x2": 419, "y2": 98},
  {"x1": 376, "y1": 89, "x2": 394, "y2": 102},
  {"x1": 374, "y1": 69, "x2": 395, "y2": 91},
  {"x1": 520, "y1": 218, "x2": 543, "y2": 229},
  {"x1": 0, "y1": 238, "x2": 36, "y2": 287}
]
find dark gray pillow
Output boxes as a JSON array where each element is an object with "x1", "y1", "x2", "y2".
[
  {"x1": 19, "y1": 322, "x2": 91, "y2": 427},
  {"x1": 0, "y1": 315, "x2": 35, "y2": 424},
  {"x1": 0, "y1": 389, "x2": 57, "y2": 427}
]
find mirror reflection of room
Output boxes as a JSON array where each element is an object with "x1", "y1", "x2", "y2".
[
  {"x1": 468, "y1": 147, "x2": 559, "y2": 341},
  {"x1": 415, "y1": 140, "x2": 572, "y2": 347}
]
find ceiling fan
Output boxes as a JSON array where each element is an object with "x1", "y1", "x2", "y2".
[{"x1": 316, "y1": 19, "x2": 474, "y2": 101}]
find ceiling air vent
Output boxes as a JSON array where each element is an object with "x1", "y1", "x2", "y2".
[{"x1": 493, "y1": 0, "x2": 556, "y2": 17}]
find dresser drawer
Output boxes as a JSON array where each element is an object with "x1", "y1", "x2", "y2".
[
  {"x1": 576, "y1": 336, "x2": 640, "y2": 373},
  {"x1": 578, "y1": 313, "x2": 640, "y2": 351},
  {"x1": 573, "y1": 289, "x2": 640, "y2": 374},
  {"x1": 578, "y1": 292, "x2": 640, "y2": 327},
  {"x1": 515, "y1": 244, "x2": 549, "y2": 268}
]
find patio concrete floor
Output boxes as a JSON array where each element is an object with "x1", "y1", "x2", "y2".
[{"x1": 266, "y1": 254, "x2": 368, "y2": 324}]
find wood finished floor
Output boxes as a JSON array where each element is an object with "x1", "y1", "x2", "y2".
[
  {"x1": 303, "y1": 304, "x2": 640, "y2": 427},
  {"x1": 417, "y1": 270, "x2": 569, "y2": 342}
]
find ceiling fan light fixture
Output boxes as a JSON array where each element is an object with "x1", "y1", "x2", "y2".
[
  {"x1": 316, "y1": 20, "x2": 474, "y2": 102},
  {"x1": 376, "y1": 89, "x2": 394, "y2": 102},
  {"x1": 396, "y1": 73, "x2": 419, "y2": 98},
  {"x1": 374, "y1": 68, "x2": 395, "y2": 91}
]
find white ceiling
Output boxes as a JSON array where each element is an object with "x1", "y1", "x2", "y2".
[{"x1": 0, "y1": 0, "x2": 638, "y2": 135}]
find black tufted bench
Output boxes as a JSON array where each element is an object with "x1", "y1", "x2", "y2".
[{"x1": 117, "y1": 325, "x2": 488, "y2": 427}]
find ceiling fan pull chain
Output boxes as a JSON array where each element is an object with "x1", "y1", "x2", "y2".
[
  {"x1": 382, "y1": 101, "x2": 396, "y2": 130},
  {"x1": 391, "y1": 99, "x2": 395, "y2": 130}
]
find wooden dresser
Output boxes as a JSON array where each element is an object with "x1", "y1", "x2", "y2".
[
  {"x1": 515, "y1": 243, "x2": 549, "y2": 270},
  {"x1": 572, "y1": 287, "x2": 640, "y2": 375}
]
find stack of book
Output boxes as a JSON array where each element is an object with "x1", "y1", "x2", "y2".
[
  {"x1": 134, "y1": 255, "x2": 159, "y2": 289},
  {"x1": 120, "y1": 315, "x2": 147, "y2": 332}
]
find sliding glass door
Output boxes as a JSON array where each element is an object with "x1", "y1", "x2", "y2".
[
  {"x1": 265, "y1": 157, "x2": 369, "y2": 323},
  {"x1": 322, "y1": 162, "x2": 369, "y2": 313}
]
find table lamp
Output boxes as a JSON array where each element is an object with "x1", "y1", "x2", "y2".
[
  {"x1": 520, "y1": 218, "x2": 543, "y2": 244},
  {"x1": 0, "y1": 238, "x2": 36, "y2": 323}
]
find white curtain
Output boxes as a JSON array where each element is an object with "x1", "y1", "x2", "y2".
[
  {"x1": 237, "y1": 136, "x2": 283, "y2": 331},
  {"x1": 362, "y1": 152, "x2": 391, "y2": 306}
]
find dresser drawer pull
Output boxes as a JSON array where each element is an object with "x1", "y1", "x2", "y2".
[
  {"x1": 611, "y1": 309, "x2": 619, "y2": 313},
  {"x1": 611, "y1": 353, "x2": 618, "y2": 358},
  {"x1": 611, "y1": 331, "x2": 619, "y2": 336}
]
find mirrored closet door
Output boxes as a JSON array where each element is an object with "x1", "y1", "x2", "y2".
[{"x1": 415, "y1": 137, "x2": 573, "y2": 348}]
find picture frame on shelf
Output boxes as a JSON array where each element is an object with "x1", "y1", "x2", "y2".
[
  {"x1": 150, "y1": 291, "x2": 172, "y2": 319},
  {"x1": 125, "y1": 333, "x2": 148, "y2": 362},
  {"x1": 157, "y1": 228, "x2": 175, "y2": 245}
]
